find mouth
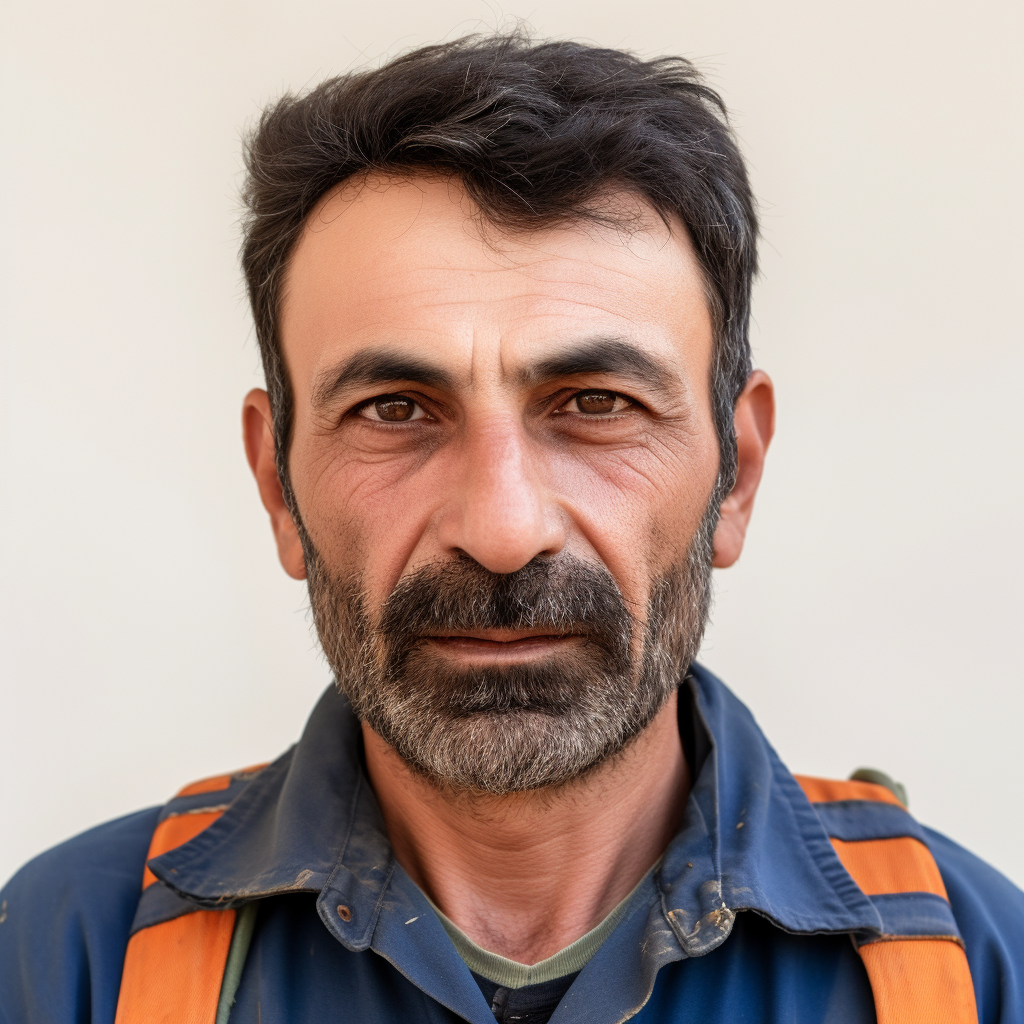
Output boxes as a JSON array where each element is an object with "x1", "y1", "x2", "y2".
[{"x1": 421, "y1": 629, "x2": 581, "y2": 662}]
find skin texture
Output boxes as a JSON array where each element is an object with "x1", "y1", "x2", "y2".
[{"x1": 244, "y1": 174, "x2": 774, "y2": 963}]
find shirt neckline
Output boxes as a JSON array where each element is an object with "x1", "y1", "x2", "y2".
[{"x1": 429, "y1": 862, "x2": 660, "y2": 988}]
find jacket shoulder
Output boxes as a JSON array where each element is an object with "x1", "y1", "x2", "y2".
[
  {"x1": 925, "y1": 826, "x2": 1024, "y2": 1024},
  {"x1": 0, "y1": 806, "x2": 160, "y2": 1024}
]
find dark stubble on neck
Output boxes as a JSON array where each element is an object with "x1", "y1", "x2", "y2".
[{"x1": 301, "y1": 501, "x2": 718, "y2": 794}]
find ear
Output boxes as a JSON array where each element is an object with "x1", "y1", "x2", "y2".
[
  {"x1": 242, "y1": 388, "x2": 307, "y2": 580},
  {"x1": 712, "y1": 370, "x2": 775, "y2": 569}
]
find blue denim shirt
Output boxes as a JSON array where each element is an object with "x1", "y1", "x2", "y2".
[{"x1": 2, "y1": 664, "x2": 1022, "y2": 1023}]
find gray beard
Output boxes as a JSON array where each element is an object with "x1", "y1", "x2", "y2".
[{"x1": 301, "y1": 502, "x2": 717, "y2": 794}]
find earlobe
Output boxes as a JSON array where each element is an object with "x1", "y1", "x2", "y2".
[
  {"x1": 242, "y1": 388, "x2": 307, "y2": 580},
  {"x1": 711, "y1": 371, "x2": 775, "y2": 569}
]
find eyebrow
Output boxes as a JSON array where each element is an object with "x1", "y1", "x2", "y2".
[
  {"x1": 311, "y1": 349, "x2": 458, "y2": 410},
  {"x1": 518, "y1": 338, "x2": 679, "y2": 394},
  {"x1": 311, "y1": 336, "x2": 682, "y2": 411}
]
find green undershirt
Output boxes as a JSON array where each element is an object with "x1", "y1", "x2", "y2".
[{"x1": 430, "y1": 865, "x2": 656, "y2": 989}]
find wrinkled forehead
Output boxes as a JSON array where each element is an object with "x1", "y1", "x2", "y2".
[{"x1": 279, "y1": 172, "x2": 715, "y2": 395}]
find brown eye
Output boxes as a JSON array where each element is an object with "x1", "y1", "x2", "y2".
[
  {"x1": 357, "y1": 395, "x2": 426, "y2": 422},
  {"x1": 574, "y1": 390, "x2": 622, "y2": 414},
  {"x1": 375, "y1": 397, "x2": 414, "y2": 421}
]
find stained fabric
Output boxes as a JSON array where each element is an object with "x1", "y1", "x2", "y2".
[{"x1": 2, "y1": 665, "x2": 1022, "y2": 1024}]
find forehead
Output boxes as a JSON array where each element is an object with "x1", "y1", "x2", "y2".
[{"x1": 280, "y1": 173, "x2": 713, "y2": 391}]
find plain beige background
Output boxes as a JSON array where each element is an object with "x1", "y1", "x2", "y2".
[{"x1": 1, "y1": 0, "x2": 1021, "y2": 891}]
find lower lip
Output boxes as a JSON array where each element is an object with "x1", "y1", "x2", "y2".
[{"x1": 423, "y1": 635, "x2": 578, "y2": 661}]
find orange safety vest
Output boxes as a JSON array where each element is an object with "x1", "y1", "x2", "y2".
[{"x1": 114, "y1": 771, "x2": 979, "y2": 1024}]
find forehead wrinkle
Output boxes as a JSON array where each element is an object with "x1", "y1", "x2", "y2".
[{"x1": 354, "y1": 244, "x2": 666, "y2": 300}]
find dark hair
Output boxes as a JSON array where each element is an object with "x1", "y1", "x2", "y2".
[{"x1": 241, "y1": 32, "x2": 757, "y2": 509}]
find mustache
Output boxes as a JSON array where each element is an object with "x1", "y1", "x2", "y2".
[{"x1": 376, "y1": 554, "x2": 635, "y2": 647}]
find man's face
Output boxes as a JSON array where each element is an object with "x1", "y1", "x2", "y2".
[{"x1": 271, "y1": 174, "x2": 723, "y2": 791}]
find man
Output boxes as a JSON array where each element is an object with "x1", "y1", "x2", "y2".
[{"x1": 1, "y1": 32, "x2": 1021, "y2": 1024}]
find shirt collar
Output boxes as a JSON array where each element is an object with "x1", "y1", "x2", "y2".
[
  {"x1": 149, "y1": 665, "x2": 883, "y2": 952},
  {"x1": 659, "y1": 664, "x2": 880, "y2": 955}
]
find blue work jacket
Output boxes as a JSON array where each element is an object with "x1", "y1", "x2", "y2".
[{"x1": 2, "y1": 664, "x2": 1022, "y2": 1023}]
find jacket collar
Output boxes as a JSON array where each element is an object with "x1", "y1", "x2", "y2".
[
  {"x1": 149, "y1": 664, "x2": 883, "y2": 953},
  {"x1": 661, "y1": 664, "x2": 881, "y2": 954}
]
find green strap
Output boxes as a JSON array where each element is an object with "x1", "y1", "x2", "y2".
[
  {"x1": 214, "y1": 903, "x2": 259, "y2": 1024},
  {"x1": 849, "y1": 767, "x2": 909, "y2": 807}
]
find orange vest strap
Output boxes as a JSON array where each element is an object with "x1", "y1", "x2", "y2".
[
  {"x1": 114, "y1": 909, "x2": 237, "y2": 1024},
  {"x1": 796, "y1": 775, "x2": 979, "y2": 1024},
  {"x1": 859, "y1": 940, "x2": 979, "y2": 1024},
  {"x1": 114, "y1": 768, "x2": 265, "y2": 1024},
  {"x1": 795, "y1": 774, "x2": 906, "y2": 807}
]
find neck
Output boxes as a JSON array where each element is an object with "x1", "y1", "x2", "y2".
[{"x1": 362, "y1": 692, "x2": 690, "y2": 964}]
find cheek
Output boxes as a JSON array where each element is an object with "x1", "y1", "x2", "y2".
[
  {"x1": 291, "y1": 436, "x2": 444, "y2": 600},
  {"x1": 550, "y1": 428, "x2": 717, "y2": 606}
]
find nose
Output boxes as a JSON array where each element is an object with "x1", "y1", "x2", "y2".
[{"x1": 436, "y1": 418, "x2": 565, "y2": 574}]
